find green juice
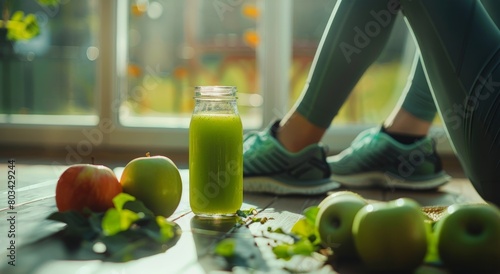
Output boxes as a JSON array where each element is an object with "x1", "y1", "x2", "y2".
[{"x1": 189, "y1": 113, "x2": 243, "y2": 215}]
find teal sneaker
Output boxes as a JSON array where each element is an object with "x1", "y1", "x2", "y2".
[
  {"x1": 328, "y1": 127, "x2": 451, "y2": 190},
  {"x1": 243, "y1": 121, "x2": 340, "y2": 195}
]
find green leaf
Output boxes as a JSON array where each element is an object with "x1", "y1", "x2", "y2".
[
  {"x1": 272, "y1": 238, "x2": 315, "y2": 260},
  {"x1": 272, "y1": 244, "x2": 292, "y2": 260},
  {"x1": 46, "y1": 194, "x2": 182, "y2": 262},
  {"x1": 267, "y1": 206, "x2": 322, "y2": 261},
  {"x1": 101, "y1": 209, "x2": 121, "y2": 236},
  {"x1": 236, "y1": 208, "x2": 257, "y2": 218},
  {"x1": 47, "y1": 210, "x2": 85, "y2": 224},
  {"x1": 156, "y1": 216, "x2": 175, "y2": 242},
  {"x1": 123, "y1": 199, "x2": 155, "y2": 218},
  {"x1": 214, "y1": 238, "x2": 236, "y2": 258},
  {"x1": 112, "y1": 193, "x2": 136, "y2": 211},
  {"x1": 424, "y1": 221, "x2": 441, "y2": 265},
  {"x1": 290, "y1": 206, "x2": 321, "y2": 246},
  {"x1": 101, "y1": 193, "x2": 151, "y2": 236},
  {"x1": 303, "y1": 206, "x2": 319, "y2": 226},
  {"x1": 47, "y1": 211, "x2": 98, "y2": 240},
  {"x1": 267, "y1": 227, "x2": 286, "y2": 234},
  {"x1": 6, "y1": 11, "x2": 40, "y2": 41},
  {"x1": 11, "y1": 11, "x2": 24, "y2": 21},
  {"x1": 291, "y1": 218, "x2": 319, "y2": 245},
  {"x1": 291, "y1": 218, "x2": 310, "y2": 238},
  {"x1": 291, "y1": 238, "x2": 315, "y2": 256},
  {"x1": 102, "y1": 208, "x2": 141, "y2": 236}
]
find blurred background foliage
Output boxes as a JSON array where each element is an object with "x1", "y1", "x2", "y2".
[{"x1": 0, "y1": 0, "x2": 415, "y2": 127}]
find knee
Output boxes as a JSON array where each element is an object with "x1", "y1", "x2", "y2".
[{"x1": 469, "y1": 179, "x2": 500, "y2": 207}]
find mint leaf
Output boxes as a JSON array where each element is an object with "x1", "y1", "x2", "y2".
[
  {"x1": 269, "y1": 206, "x2": 323, "y2": 261},
  {"x1": 156, "y1": 216, "x2": 176, "y2": 242},
  {"x1": 303, "y1": 206, "x2": 319, "y2": 226},
  {"x1": 272, "y1": 238, "x2": 315, "y2": 260},
  {"x1": 102, "y1": 208, "x2": 141, "y2": 236},
  {"x1": 112, "y1": 193, "x2": 136, "y2": 211},
  {"x1": 101, "y1": 209, "x2": 121, "y2": 236},
  {"x1": 123, "y1": 199, "x2": 155, "y2": 217},
  {"x1": 47, "y1": 211, "x2": 99, "y2": 241},
  {"x1": 47, "y1": 194, "x2": 181, "y2": 262}
]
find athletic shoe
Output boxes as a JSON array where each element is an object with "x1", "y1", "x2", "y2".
[
  {"x1": 243, "y1": 121, "x2": 340, "y2": 195},
  {"x1": 328, "y1": 127, "x2": 451, "y2": 190}
]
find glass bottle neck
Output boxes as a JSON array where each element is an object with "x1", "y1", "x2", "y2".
[
  {"x1": 193, "y1": 86, "x2": 239, "y2": 115},
  {"x1": 193, "y1": 98, "x2": 238, "y2": 115}
]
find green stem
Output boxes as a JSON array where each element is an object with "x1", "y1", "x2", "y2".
[
  {"x1": 2, "y1": 0, "x2": 11, "y2": 27},
  {"x1": 0, "y1": 20, "x2": 24, "y2": 29}
]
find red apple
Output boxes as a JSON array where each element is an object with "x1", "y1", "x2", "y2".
[{"x1": 56, "y1": 164, "x2": 122, "y2": 213}]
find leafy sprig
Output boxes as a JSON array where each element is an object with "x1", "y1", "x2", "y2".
[
  {"x1": 214, "y1": 206, "x2": 325, "y2": 262},
  {"x1": 1, "y1": 11, "x2": 40, "y2": 41},
  {"x1": 1, "y1": 0, "x2": 61, "y2": 41},
  {"x1": 47, "y1": 193, "x2": 181, "y2": 262},
  {"x1": 269, "y1": 206, "x2": 324, "y2": 260}
]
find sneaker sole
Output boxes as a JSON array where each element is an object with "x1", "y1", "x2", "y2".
[
  {"x1": 330, "y1": 171, "x2": 451, "y2": 190},
  {"x1": 243, "y1": 177, "x2": 341, "y2": 195}
]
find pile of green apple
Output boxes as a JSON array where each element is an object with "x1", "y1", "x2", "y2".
[
  {"x1": 316, "y1": 191, "x2": 500, "y2": 273},
  {"x1": 55, "y1": 154, "x2": 183, "y2": 218}
]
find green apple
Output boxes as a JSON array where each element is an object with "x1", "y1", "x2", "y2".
[
  {"x1": 434, "y1": 203, "x2": 500, "y2": 273},
  {"x1": 318, "y1": 190, "x2": 365, "y2": 208},
  {"x1": 316, "y1": 192, "x2": 367, "y2": 259},
  {"x1": 120, "y1": 154, "x2": 182, "y2": 217},
  {"x1": 352, "y1": 198, "x2": 428, "y2": 272}
]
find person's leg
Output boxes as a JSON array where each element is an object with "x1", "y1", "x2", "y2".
[
  {"x1": 243, "y1": 0, "x2": 399, "y2": 194},
  {"x1": 328, "y1": 49, "x2": 449, "y2": 190},
  {"x1": 385, "y1": 0, "x2": 500, "y2": 136},
  {"x1": 330, "y1": 0, "x2": 500, "y2": 190},
  {"x1": 400, "y1": 0, "x2": 500, "y2": 205},
  {"x1": 384, "y1": 53, "x2": 436, "y2": 136},
  {"x1": 482, "y1": 0, "x2": 500, "y2": 27},
  {"x1": 277, "y1": 0, "x2": 399, "y2": 152}
]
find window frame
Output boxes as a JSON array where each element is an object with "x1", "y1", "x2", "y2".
[{"x1": 0, "y1": 0, "x2": 454, "y2": 156}]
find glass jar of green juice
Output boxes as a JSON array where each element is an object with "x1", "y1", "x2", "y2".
[{"x1": 189, "y1": 86, "x2": 243, "y2": 216}]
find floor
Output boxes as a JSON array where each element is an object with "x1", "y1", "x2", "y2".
[{"x1": 0, "y1": 152, "x2": 486, "y2": 273}]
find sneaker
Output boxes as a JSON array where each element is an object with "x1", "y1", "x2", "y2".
[
  {"x1": 328, "y1": 127, "x2": 451, "y2": 190},
  {"x1": 243, "y1": 121, "x2": 340, "y2": 195}
]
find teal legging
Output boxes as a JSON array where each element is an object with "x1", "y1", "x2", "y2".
[
  {"x1": 401, "y1": 0, "x2": 500, "y2": 123},
  {"x1": 295, "y1": 0, "x2": 399, "y2": 127},
  {"x1": 296, "y1": 0, "x2": 500, "y2": 205},
  {"x1": 297, "y1": 0, "x2": 500, "y2": 125},
  {"x1": 403, "y1": 0, "x2": 500, "y2": 205}
]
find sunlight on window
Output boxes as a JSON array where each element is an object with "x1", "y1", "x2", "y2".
[
  {"x1": 289, "y1": 0, "x2": 414, "y2": 126},
  {"x1": 0, "y1": 0, "x2": 100, "y2": 125},
  {"x1": 118, "y1": 0, "x2": 262, "y2": 128}
]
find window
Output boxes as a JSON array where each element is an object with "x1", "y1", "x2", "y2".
[
  {"x1": 0, "y1": 0, "x2": 100, "y2": 125},
  {"x1": 118, "y1": 0, "x2": 261, "y2": 129},
  {"x1": 0, "y1": 0, "x2": 452, "y2": 155}
]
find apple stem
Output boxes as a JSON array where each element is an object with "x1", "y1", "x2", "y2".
[
  {"x1": 91, "y1": 157, "x2": 95, "y2": 165},
  {"x1": 146, "y1": 152, "x2": 150, "y2": 157}
]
